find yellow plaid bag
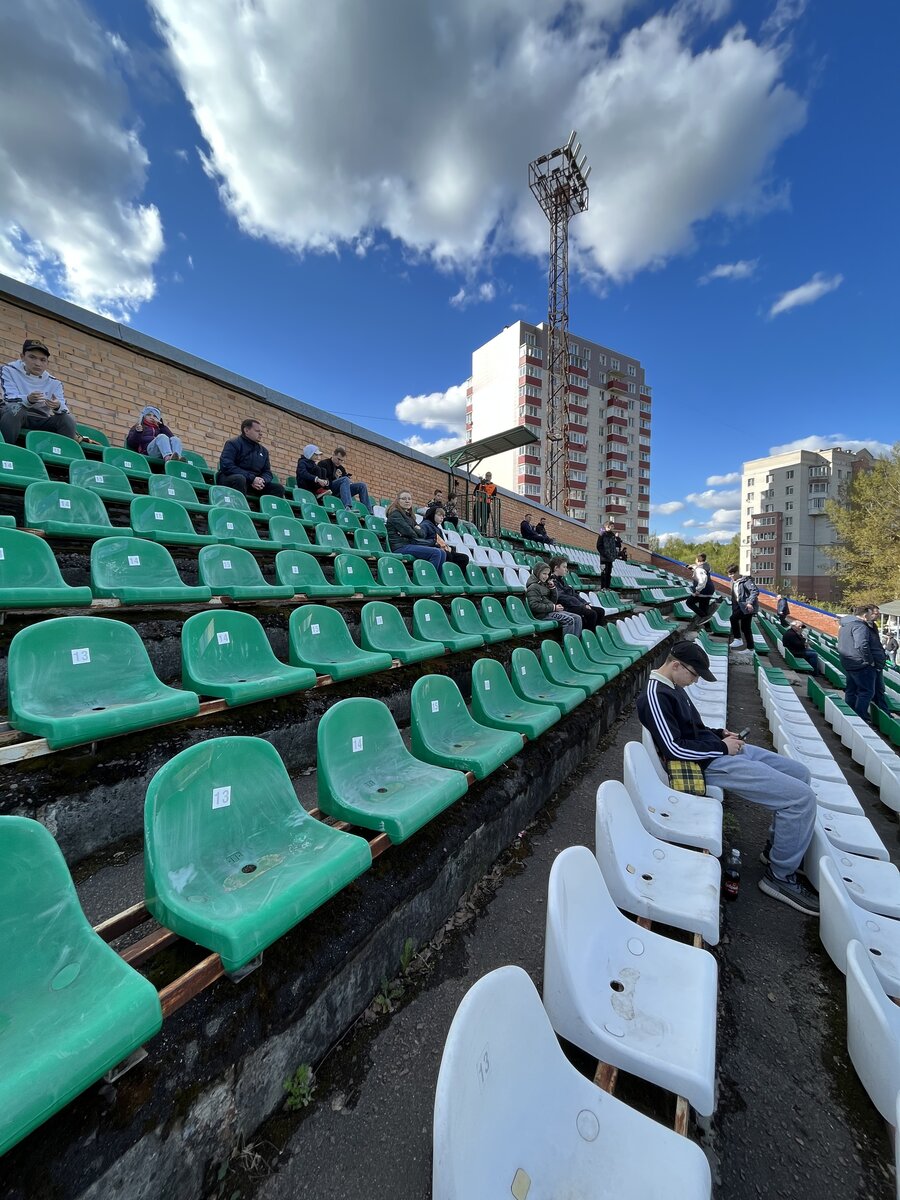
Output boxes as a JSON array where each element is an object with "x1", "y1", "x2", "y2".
[{"x1": 665, "y1": 759, "x2": 707, "y2": 796}]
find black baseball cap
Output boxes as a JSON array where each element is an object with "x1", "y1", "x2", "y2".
[
  {"x1": 670, "y1": 639, "x2": 716, "y2": 682},
  {"x1": 22, "y1": 338, "x2": 50, "y2": 356}
]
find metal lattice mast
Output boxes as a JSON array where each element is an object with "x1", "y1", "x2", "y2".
[{"x1": 529, "y1": 132, "x2": 590, "y2": 513}]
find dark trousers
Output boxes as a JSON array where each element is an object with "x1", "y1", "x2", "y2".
[
  {"x1": 445, "y1": 550, "x2": 470, "y2": 569},
  {"x1": 686, "y1": 595, "x2": 712, "y2": 619},
  {"x1": 0, "y1": 406, "x2": 78, "y2": 443},
  {"x1": 216, "y1": 472, "x2": 285, "y2": 498},
  {"x1": 563, "y1": 602, "x2": 600, "y2": 632},
  {"x1": 845, "y1": 666, "x2": 890, "y2": 722},
  {"x1": 803, "y1": 650, "x2": 820, "y2": 675},
  {"x1": 778, "y1": 612, "x2": 789, "y2": 627},
  {"x1": 600, "y1": 560, "x2": 614, "y2": 590},
  {"x1": 730, "y1": 610, "x2": 754, "y2": 650}
]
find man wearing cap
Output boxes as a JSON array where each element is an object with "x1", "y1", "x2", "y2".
[
  {"x1": 217, "y1": 418, "x2": 285, "y2": 496},
  {"x1": 317, "y1": 445, "x2": 374, "y2": 513},
  {"x1": 637, "y1": 639, "x2": 819, "y2": 915},
  {"x1": 783, "y1": 621, "x2": 820, "y2": 676},
  {"x1": 1, "y1": 338, "x2": 78, "y2": 443}
]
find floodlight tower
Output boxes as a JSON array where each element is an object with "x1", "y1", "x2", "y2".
[{"x1": 529, "y1": 132, "x2": 590, "y2": 513}]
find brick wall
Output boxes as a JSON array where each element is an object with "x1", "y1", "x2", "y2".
[{"x1": 1, "y1": 288, "x2": 602, "y2": 553}]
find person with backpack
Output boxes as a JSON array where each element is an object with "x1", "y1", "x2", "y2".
[
  {"x1": 686, "y1": 553, "x2": 715, "y2": 621},
  {"x1": 727, "y1": 564, "x2": 758, "y2": 652}
]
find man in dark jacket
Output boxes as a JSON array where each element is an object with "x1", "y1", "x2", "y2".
[
  {"x1": 521, "y1": 517, "x2": 552, "y2": 544},
  {"x1": 686, "y1": 553, "x2": 715, "y2": 621},
  {"x1": 783, "y1": 621, "x2": 820, "y2": 675},
  {"x1": 549, "y1": 555, "x2": 600, "y2": 631},
  {"x1": 637, "y1": 640, "x2": 818, "y2": 915},
  {"x1": 839, "y1": 605, "x2": 889, "y2": 721},
  {"x1": 317, "y1": 445, "x2": 373, "y2": 512},
  {"x1": 217, "y1": 419, "x2": 284, "y2": 496},
  {"x1": 596, "y1": 522, "x2": 618, "y2": 590},
  {"x1": 534, "y1": 520, "x2": 555, "y2": 544},
  {"x1": 776, "y1": 594, "x2": 790, "y2": 627},
  {"x1": 727, "y1": 564, "x2": 758, "y2": 651}
]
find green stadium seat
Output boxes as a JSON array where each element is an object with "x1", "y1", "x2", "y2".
[
  {"x1": 359, "y1": 601, "x2": 444, "y2": 665},
  {"x1": 873, "y1": 705, "x2": 900, "y2": 749},
  {"x1": 75, "y1": 423, "x2": 110, "y2": 447},
  {"x1": 148, "y1": 474, "x2": 210, "y2": 513},
  {"x1": 317, "y1": 698, "x2": 468, "y2": 842},
  {"x1": 376, "y1": 555, "x2": 431, "y2": 595},
  {"x1": 508, "y1": 593, "x2": 554, "y2": 633},
  {"x1": 0, "y1": 528, "x2": 92, "y2": 607},
  {"x1": 7, "y1": 616, "x2": 200, "y2": 748},
  {"x1": 144, "y1": 738, "x2": 371, "y2": 973},
  {"x1": 584, "y1": 628, "x2": 631, "y2": 670},
  {"x1": 336, "y1": 510, "x2": 361, "y2": 531},
  {"x1": 353, "y1": 528, "x2": 387, "y2": 557},
  {"x1": 540, "y1": 639, "x2": 598, "y2": 696},
  {"x1": 91, "y1": 536, "x2": 212, "y2": 604},
  {"x1": 782, "y1": 645, "x2": 814, "y2": 673},
  {"x1": 0, "y1": 515, "x2": 14, "y2": 527},
  {"x1": 164, "y1": 459, "x2": 207, "y2": 488},
  {"x1": 314, "y1": 522, "x2": 364, "y2": 556},
  {"x1": 319, "y1": 493, "x2": 344, "y2": 515},
  {"x1": 0, "y1": 815, "x2": 162, "y2": 1157},
  {"x1": 464, "y1": 563, "x2": 490, "y2": 594},
  {"x1": 351, "y1": 499, "x2": 369, "y2": 517},
  {"x1": 181, "y1": 611, "x2": 317, "y2": 704},
  {"x1": 274, "y1": 549, "x2": 354, "y2": 597},
  {"x1": 412, "y1": 599, "x2": 483, "y2": 653},
  {"x1": 481, "y1": 595, "x2": 533, "y2": 637},
  {"x1": 484, "y1": 565, "x2": 509, "y2": 594},
  {"x1": 332, "y1": 553, "x2": 393, "y2": 596},
  {"x1": 562, "y1": 633, "x2": 618, "y2": 684},
  {"x1": 365, "y1": 514, "x2": 387, "y2": 536},
  {"x1": 69, "y1": 460, "x2": 134, "y2": 502},
  {"x1": 470, "y1": 658, "x2": 560, "y2": 740},
  {"x1": 25, "y1": 481, "x2": 127, "y2": 540},
  {"x1": 510, "y1": 646, "x2": 583, "y2": 715},
  {"x1": 25, "y1": 430, "x2": 85, "y2": 466},
  {"x1": 0, "y1": 444, "x2": 49, "y2": 489},
  {"x1": 101, "y1": 447, "x2": 152, "y2": 480},
  {"x1": 411, "y1": 558, "x2": 449, "y2": 594},
  {"x1": 267, "y1": 517, "x2": 331, "y2": 555},
  {"x1": 449, "y1": 597, "x2": 511, "y2": 645},
  {"x1": 181, "y1": 450, "x2": 215, "y2": 480},
  {"x1": 207, "y1": 506, "x2": 267, "y2": 549},
  {"x1": 605, "y1": 622, "x2": 642, "y2": 663},
  {"x1": 288, "y1": 604, "x2": 393, "y2": 680},
  {"x1": 208, "y1": 484, "x2": 253, "y2": 512},
  {"x1": 806, "y1": 675, "x2": 828, "y2": 714},
  {"x1": 198, "y1": 545, "x2": 294, "y2": 600},
  {"x1": 440, "y1": 562, "x2": 469, "y2": 593},
  {"x1": 290, "y1": 491, "x2": 325, "y2": 524},
  {"x1": 258, "y1": 495, "x2": 296, "y2": 520},
  {"x1": 130, "y1": 496, "x2": 215, "y2": 546},
  {"x1": 410, "y1": 674, "x2": 522, "y2": 780}
]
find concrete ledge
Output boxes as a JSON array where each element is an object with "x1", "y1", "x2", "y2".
[{"x1": 0, "y1": 636, "x2": 672, "y2": 1200}]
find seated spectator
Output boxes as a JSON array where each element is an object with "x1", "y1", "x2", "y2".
[
  {"x1": 534, "y1": 519, "x2": 555, "y2": 544},
  {"x1": 217, "y1": 418, "x2": 285, "y2": 497},
  {"x1": 126, "y1": 406, "x2": 185, "y2": 462},
  {"x1": 294, "y1": 444, "x2": 330, "y2": 498},
  {"x1": 445, "y1": 486, "x2": 460, "y2": 523},
  {"x1": 1, "y1": 338, "x2": 78, "y2": 443},
  {"x1": 783, "y1": 621, "x2": 820, "y2": 675},
  {"x1": 317, "y1": 445, "x2": 373, "y2": 513},
  {"x1": 549, "y1": 555, "x2": 600, "y2": 632},
  {"x1": 520, "y1": 517, "x2": 551, "y2": 544},
  {"x1": 386, "y1": 490, "x2": 446, "y2": 568},
  {"x1": 420, "y1": 506, "x2": 469, "y2": 569},
  {"x1": 525, "y1": 563, "x2": 582, "y2": 636}
]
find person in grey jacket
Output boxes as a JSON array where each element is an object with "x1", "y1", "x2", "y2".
[
  {"x1": 525, "y1": 563, "x2": 582, "y2": 636},
  {"x1": 1, "y1": 338, "x2": 78, "y2": 443},
  {"x1": 727, "y1": 564, "x2": 758, "y2": 652},
  {"x1": 839, "y1": 605, "x2": 889, "y2": 721}
]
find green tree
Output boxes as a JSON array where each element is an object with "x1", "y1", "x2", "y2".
[{"x1": 826, "y1": 445, "x2": 900, "y2": 607}]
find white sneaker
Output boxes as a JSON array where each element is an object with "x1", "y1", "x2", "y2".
[{"x1": 729, "y1": 639, "x2": 744, "y2": 648}]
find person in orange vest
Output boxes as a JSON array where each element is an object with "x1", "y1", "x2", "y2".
[{"x1": 473, "y1": 471, "x2": 496, "y2": 533}]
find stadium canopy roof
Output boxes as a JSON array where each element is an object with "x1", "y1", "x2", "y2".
[{"x1": 439, "y1": 426, "x2": 539, "y2": 471}]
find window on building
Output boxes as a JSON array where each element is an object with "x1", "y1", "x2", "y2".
[
  {"x1": 518, "y1": 384, "x2": 542, "y2": 399},
  {"x1": 747, "y1": 477, "x2": 755, "y2": 486},
  {"x1": 569, "y1": 450, "x2": 587, "y2": 464},
  {"x1": 569, "y1": 432, "x2": 587, "y2": 445},
  {"x1": 810, "y1": 498, "x2": 825, "y2": 510},
  {"x1": 569, "y1": 470, "x2": 588, "y2": 483},
  {"x1": 785, "y1": 502, "x2": 793, "y2": 511},
  {"x1": 627, "y1": 382, "x2": 636, "y2": 393},
  {"x1": 786, "y1": 470, "x2": 794, "y2": 479},
  {"x1": 784, "y1": 516, "x2": 792, "y2": 525},
  {"x1": 809, "y1": 465, "x2": 828, "y2": 477},
  {"x1": 518, "y1": 404, "x2": 541, "y2": 418},
  {"x1": 520, "y1": 483, "x2": 541, "y2": 497},
  {"x1": 610, "y1": 357, "x2": 620, "y2": 370},
  {"x1": 785, "y1": 485, "x2": 793, "y2": 495},
  {"x1": 809, "y1": 481, "x2": 828, "y2": 494},
  {"x1": 597, "y1": 352, "x2": 607, "y2": 366},
  {"x1": 582, "y1": 346, "x2": 591, "y2": 359},
  {"x1": 746, "y1": 492, "x2": 754, "y2": 501},
  {"x1": 626, "y1": 468, "x2": 634, "y2": 477},
  {"x1": 764, "y1": 504, "x2": 774, "y2": 512},
  {"x1": 783, "y1": 547, "x2": 792, "y2": 556}
]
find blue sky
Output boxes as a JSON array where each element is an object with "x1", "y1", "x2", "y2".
[{"x1": 1, "y1": 0, "x2": 897, "y2": 541}]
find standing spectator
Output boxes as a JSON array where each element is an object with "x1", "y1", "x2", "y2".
[
  {"x1": 783, "y1": 622, "x2": 820, "y2": 675},
  {"x1": 596, "y1": 521, "x2": 618, "y2": 590},
  {"x1": 525, "y1": 563, "x2": 583, "y2": 636},
  {"x1": 548, "y1": 555, "x2": 600, "y2": 632},
  {"x1": 727, "y1": 564, "x2": 758, "y2": 652},
  {"x1": 686, "y1": 553, "x2": 715, "y2": 621},
  {"x1": 386, "y1": 490, "x2": 446, "y2": 568},
  {"x1": 839, "y1": 605, "x2": 889, "y2": 722},
  {"x1": 445, "y1": 485, "x2": 460, "y2": 523},
  {"x1": 1, "y1": 338, "x2": 78, "y2": 443},
  {"x1": 318, "y1": 445, "x2": 374, "y2": 513},
  {"x1": 473, "y1": 471, "x2": 496, "y2": 533},
  {"x1": 431, "y1": 488, "x2": 444, "y2": 508},
  {"x1": 420, "y1": 506, "x2": 470, "y2": 569},
  {"x1": 294, "y1": 444, "x2": 330, "y2": 498},
  {"x1": 217, "y1": 418, "x2": 285, "y2": 497},
  {"x1": 884, "y1": 629, "x2": 899, "y2": 667},
  {"x1": 534, "y1": 519, "x2": 555, "y2": 545},
  {"x1": 776, "y1": 594, "x2": 791, "y2": 627},
  {"x1": 126, "y1": 406, "x2": 186, "y2": 462}
]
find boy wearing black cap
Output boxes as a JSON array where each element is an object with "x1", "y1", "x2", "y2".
[
  {"x1": 1, "y1": 338, "x2": 78, "y2": 443},
  {"x1": 637, "y1": 639, "x2": 819, "y2": 915}
]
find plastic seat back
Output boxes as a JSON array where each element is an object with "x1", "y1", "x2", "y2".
[
  {"x1": 336, "y1": 510, "x2": 361, "y2": 530},
  {"x1": 314, "y1": 522, "x2": 355, "y2": 554},
  {"x1": 275, "y1": 549, "x2": 352, "y2": 596},
  {"x1": 25, "y1": 430, "x2": 85, "y2": 465},
  {"x1": 259, "y1": 495, "x2": 294, "y2": 519},
  {"x1": 25, "y1": 481, "x2": 118, "y2": 536},
  {"x1": 464, "y1": 563, "x2": 490, "y2": 593},
  {"x1": 290, "y1": 492, "x2": 323, "y2": 523},
  {"x1": 484, "y1": 565, "x2": 507, "y2": 593},
  {"x1": 319, "y1": 493, "x2": 343, "y2": 514},
  {"x1": 481, "y1": 596, "x2": 519, "y2": 634},
  {"x1": 353, "y1": 528, "x2": 385, "y2": 556},
  {"x1": 376, "y1": 555, "x2": 420, "y2": 594},
  {"x1": 76, "y1": 423, "x2": 110, "y2": 446},
  {"x1": 148, "y1": 474, "x2": 207, "y2": 509},
  {"x1": 360, "y1": 601, "x2": 443, "y2": 663},
  {"x1": 365, "y1": 513, "x2": 387, "y2": 535},
  {"x1": 469, "y1": 657, "x2": 559, "y2": 739},
  {"x1": 288, "y1": 604, "x2": 393, "y2": 679},
  {"x1": 181, "y1": 449, "x2": 213, "y2": 475},
  {"x1": 509, "y1": 646, "x2": 581, "y2": 715},
  {"x1": 333, "y1": 553, "x2": 385, "y2": 593},
  {"x1": 102, "y1": 447, "x2": 152, "y2": 478},
  {"x1": 450, "y1": 597, "x2": 504, "y2": 641},
  {"x1": 268, "y1": 516, "x2": 313, "y2": 548},
  {"x1": 440, "y1": 562, "x2": 468, "y2": 592},
  {"x1": 0, "y1": 528, "x2": 93, "y2": 607},
  {"x1": 198, "y1": 544, "x2": 291, "y2": 597},
  {"x1": 207, "y1": 506, "x2": 263, "y2": 544},
  {"x1": 208, "y1": 484, "x2": 251, "y2": 512},
  {"x1": 0, "y1": 444, "x2": 49, "y2": 488},
  {"x1": 410, "y1": 673, "x2": 521, "y2": 778},
  {"x1": 91, "y1": 536, "x2": 211, "y2": 603},
  {"x1": 846, "y1": 939, "x2": 900, "y2": 1122},
  {"x1": 412, "y1": 559, "x2": 444, "y2": 593},
  {"x1": 412, "y1": 599, "x2": 482, "y2": 651},
  {"x1": 69, "y1": 461, "x2": 134, "y2": 500},
  {"x1": 164, "y1": 459, "x2": 205, "y2": 486},
  {"x1": 181, "y1": 610, "x2": 317, "y2": 701},
  {"x1": 130, "y1": 495, "x2": 212, "y2": 543}
]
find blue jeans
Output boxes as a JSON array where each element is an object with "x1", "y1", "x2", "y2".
[
  {"x1": 803, "y1": 650, "x2": 820, "y2": 675},
  {"x1": 148, "y1": 433, "x2": 184, "y2": 459},
  {"x1": 845, "y1": 665, "x2": 876, "y2": 721},
  {"x1": 397, "y1": 544, "x2": 445, "y2": 568},
  {"x1": 330, "y1": 477, "x2": 372, "y2": 512},
  {"x1": 705, "y1": 744, "x2": 816, "y2": 880}
]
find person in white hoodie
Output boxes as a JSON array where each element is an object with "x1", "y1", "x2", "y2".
[{"x1": 0, "y1": 338, "x2": 78, "y2": 443}]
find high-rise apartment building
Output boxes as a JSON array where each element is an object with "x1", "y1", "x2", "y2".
[
  {"x1": 465, "y1": 321, "x2": 651, "y2": 543},
  {"x1": 740, "y1": 446, "x2": 873, "y2": 601}
]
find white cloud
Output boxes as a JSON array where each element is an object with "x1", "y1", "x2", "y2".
[
  {"x1": 174, "y1": 148, "x2": 189, "y2": 162},
  {"x1": 768, "y1": 271, "x2": 843, "y2": 318},
  {"x1": 768, "y1": 435, "x2": 892, "y2": 458},
  {"x1": 698, "y1": 259, "x2": 758, "y2": 284},
  {"x1": 149, "y1": 0, "x2": 805, "y2": 282},
  {"x1": 685, "y1": 487, "x2": 741, "y2": 509},
  {"x1": 402, "y1": 433, "x2": 463, "y2": 458},
  {"x1": 450, "y1": 281, "x2": 497, "y2": 309},
  {"x1": 706, "y1": 471, "x2": 740, "y2": 485},
  {"x1": 650, "y1": 500, "x2": 685, "y2": 515},
  {"x1": 0, "y1": 0, "x2": 163, "y2": 319},
  {"x1": 655, "y1": 527, "x2": 738, "y2": 547},
  {"x1": 395, "y1": 383, "x2": 467, "y2": 434}
]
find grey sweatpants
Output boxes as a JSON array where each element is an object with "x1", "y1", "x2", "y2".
[{"x1": 705, "y1": 744, "x2": 816, "y2": 880}]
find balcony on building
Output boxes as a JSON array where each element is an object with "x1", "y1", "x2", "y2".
[
  {"x1": 519, "y1": 414, "x2": 541, "y2": 428},
  {"x1": 607, "y1": 413, "x2": 628, "y2": 427},
  {"x1": 606, "y1": 433, "x2": 628, "y2": 446},
  {"x1": 606, "y1": 485, "x2": 627, "y2": 496},
  {"x1": 607, "y1": 376, "x2": 628, "y2": 393},
  {"x1": 606, "y1": 468, "x2": 627, "y2": 480},
  {"x1": 606, "y1": 450, "x2": 627, "y2": 462},
  {"x1": 606, "y1": 394, "x2": 628, "y2": 411},
  {"x1": 519, "y1": 375, "x2": 544, "y2": 390},
  {"x1": 606, "y1": 503, "x2": 628, "y2": 514}
]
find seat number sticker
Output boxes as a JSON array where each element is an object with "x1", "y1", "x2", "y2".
[
  {"x1": 283, "y1": 529, "x2": 290, "y2": 536},
  {"x1": 212, "y1": 786, "x2": 231, "y2": 809},
  {"x1": 311, "y1": 623, "x2": 320, "y2": 635},
  {"x1": 128, "y1": 555, "x2": 141, "y2": 566},
  {"x1": 346, "y1": 566, "x2": 353, "y2": 573},
  {"x1": 352, "y1": 736, "x2": 364, "y2": 752},
  {"x1": 71, "y1": 648, "x2": 90, "y2": 664},
  {"x1": 95, "y1": 475, "x2": 104, "y2": 483},
  {"x1": 168, "y1": 488, "x2": 175, "y2": 495},
  {"x1": 59, "y1": 498, "x2": 71, "y2": 509},
  {"x1": 375, "y1": 615, "x2": 383, "y2": 625},
  {"x1": 520, "y1": 666, "x2": 526, "y2": 675},
  {"x1": 424, "y1": 613, "x2": 431, "y2": 621},
  {"x1": 1, "y1": 460, "x2": 12, "y2": 470},
  {"x1": 484, "y1": 680, "x2": 491, "y2": 690},
  {"x1": 217, "y1": 632, "x2": 231, "y2": 645},
  {"x1": 291, "y1": 565, "x2": 299, "y2": 574},
  {"x1": 226, "y1": 522, "x2": 234, "y2": 530},
  {"x1": 52, "y1": 446, "x2": 61, "y2": 455},
  {"x1": 222, "y1": 559, "x2": 232, "y2": 569},
  {"x1": 154, "y1": 511, "x2": 163, "y2": 520},
  {"x1": 431, "y1": 700, "x2": 440, "y2": 713},
  {"x1": 0, "y1": 549, "x2": 4, "y2": 560}
]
